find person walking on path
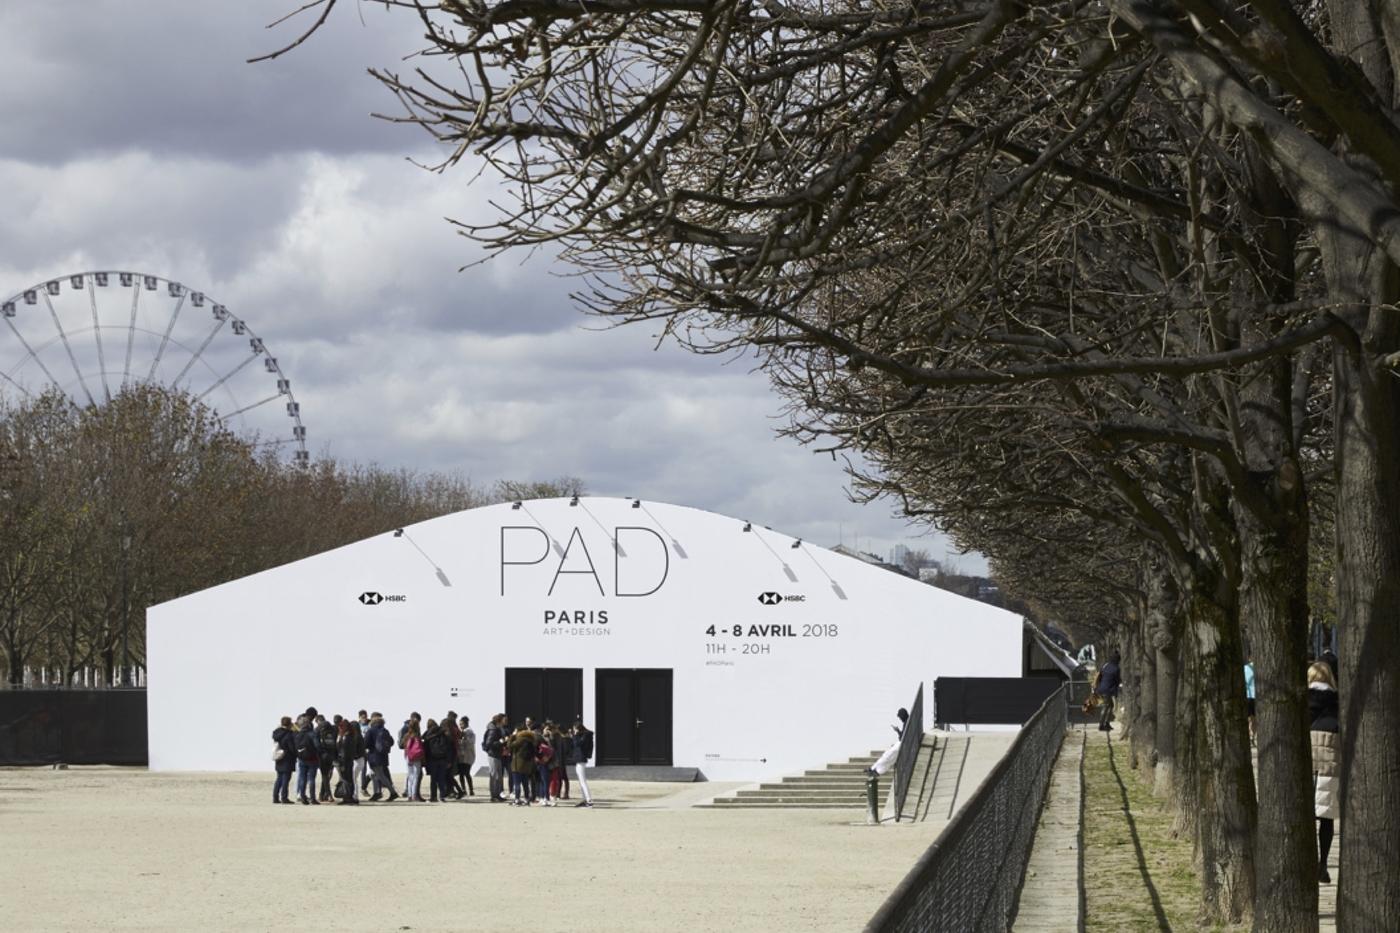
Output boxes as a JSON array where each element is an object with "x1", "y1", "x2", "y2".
[
  {"x1": 569, "y1": 722, "x2": 594, "y2": 808},
  {"x1": 1309, "y1": 661, "x2": 1340, "y2": 884},
  {"x1": 294, "y1": 715, "x2": 320, "y2": 805},
  {"x1": 549, "y1": 723, "x2": 572, "y2": 801},
  {"x1": 271, "y1": 716, "x2": 296, "y2": 804},
  {"x1": 483, "y1": 714, "x2": 508, "y2": 802},
  {"x1": 1244, "y1": 658, "x2": 1257, "y2": 745},
  {"x1": 456, "y1": 716, "x2": 477, "y2": 797},
  {"x1": 1093, "y1": 652, "x2": 1122, "y2": 731},
  {"x1": 364, "y1": 714, "x2": 399, "y2": 801}
]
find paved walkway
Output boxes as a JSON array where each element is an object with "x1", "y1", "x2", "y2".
[
  {"x1": 1015, "y1": 726, "x2": 1338, "y2": 931},
  {"x1": 1011, "y1": 727, "x2": 1084, "y2": 931}
]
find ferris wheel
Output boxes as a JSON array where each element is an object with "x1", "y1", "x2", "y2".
[{"x1": 0, "y1": 271, "x2": 308, "y2": 462}]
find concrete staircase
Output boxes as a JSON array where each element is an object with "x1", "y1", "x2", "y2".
[{"x1": 704, "y1": 736, "x2": 967, "y2": 811}]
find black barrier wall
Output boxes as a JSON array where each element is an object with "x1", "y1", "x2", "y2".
[
  {"x1": 933, "y1": 677, "x2": 1062, "y2": 727},
  {"x1": 0, "y1": 689, "x2": 148, "y2": 766}
]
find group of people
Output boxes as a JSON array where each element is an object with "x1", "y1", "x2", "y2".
[{"x1": 269, "y1": 707, "x2": 594, "y2": 809}]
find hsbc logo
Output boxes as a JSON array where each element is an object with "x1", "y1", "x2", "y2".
[
  {"x1": 758, "y1": 592, "x2": 782, "y2": 605},
  {"x1": 359, "y1": 592, "x2": 406, "y2": 605}
]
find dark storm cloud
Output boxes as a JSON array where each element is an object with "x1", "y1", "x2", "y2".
[{"x1": 0, "y1": 1, "x2": 420, "y2": 162}]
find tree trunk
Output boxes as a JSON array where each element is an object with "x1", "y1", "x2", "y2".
[
  {"x1": 1187, "y1": 590, "x2": 1257, "y2": 925},
  {"x1": 1172, "y1": 629, "x2": 1200, "y2": 840},
  {"x1": 1236, "y1": 485, "x2": 1318, "y2": 932},
  {"x1": 1333, "y1": 344, "x2": 1400, "y2": 931},
  {"x1": 1155, "y1": 640, "x2": 1178, "y2": 797},
  {"x1": 1135, "y1": 613, "x2": 1158, "y2": 777}
]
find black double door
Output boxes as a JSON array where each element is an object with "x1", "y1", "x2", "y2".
[
  {"x1": 595, "y1": 668, "x2": 673, "y2": 766},
  {"x1": 505, "y1": 668, "x2": 583, "y2": 728}
]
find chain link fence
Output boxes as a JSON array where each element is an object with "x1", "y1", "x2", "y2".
[{"x1": 864, "y1": 685, "x2": 1068, "y2": 933}]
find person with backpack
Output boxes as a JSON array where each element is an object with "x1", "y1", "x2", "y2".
[
  {"x1": 544, "y1": 724, "x2": 571, "y2": 802},
  {"x1": 443, "y1": 712, "x2": 465, "y2": 799},
  {"x1": 364, "y1": 714, "x2": 399, "y2": 801},
  {"x1": 423, "y1": 718, "x2": 454, "y2": 802},
  {"x1": 271, "y1": 715, "x2": 297, "y2": 805},
  {"x1": 483, "y1": 714, "x2": 507, "y2": 802},
  {"x1": 335, "y1": 717, "x2": 364, "y2": 805},
  {"x1": 456, "y1": 715, "x2": 477, "y2": 797},
  {"x1": 398, "y1": 711, "x2": 421, "y2": 749},
  {"x1": 294, "y1": 716, "x2": 321, "y2": 805},
  {"x1": 535, "y1": 724, "x2": 556, "y2": 806},
  {"x1": 315, "y1": 715, "x2": 338, "y2": 802},
  {"x1": 569, "y1": 722, "x2": 594, "y2": 808},
  {"x1": 402, "y1": 720, "x2": 426, "y2": 802},
  {"x1": 507, "y1": 723, "x2": 538, "y2": 806}
]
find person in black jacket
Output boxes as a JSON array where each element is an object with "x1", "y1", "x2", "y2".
[
  {"x1": 483, "y1": 714, "x2": 508, "y2": 802},
  {"x1": 569, "y1": 722, "x2": 594, "y2": 808},
  {"x1": 1308, "y1": 662, "x2": 1340, "y2": 884},
  {"x1": 364, "y1": 714, "x2": 399, "y2": 802},
  {"x1": 271, "y1": 716, "x2": 297, "y2": 804},
  {"x1": 294, "y1": 716, "x2": 321, "y2": 805},
  {"x1": 336, "y1": 718, "x2": 363, "y2": 805},
  {"x1": 315, "y1": 715, "x2": 338, "y2": 801},
  {"x1": 422, "y1": 719, "x2": 453, "y2": 802},
  {"x1": 1093, "y1": 653, "x2": 1123, "y2": 732}
]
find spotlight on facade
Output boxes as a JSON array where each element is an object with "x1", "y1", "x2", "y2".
[
  {"x1": 393, "y1": 529, "x2": 404, "y2": 538},
  {"x1": 632, "y1": 499, "x2": 642, "y2": 508},
  {"x1": 511, "y1": 501, "x2": 522, "y2": 510},
  {"x1": 569, "y1": 495, "x2": 579, "y2": 506},
  {"x1": 791, "y1": 539, "x2": 802, "y2": 549},
  {"x1": 742, "y1": 522, "x2": 752, "y2": 532}
]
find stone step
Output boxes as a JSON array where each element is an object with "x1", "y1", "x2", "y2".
[{"x1": 700, "y1": 801, "x2": 874, "y2": 809}]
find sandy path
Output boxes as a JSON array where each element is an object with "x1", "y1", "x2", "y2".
[{"x1": 0, "y1": 764, "x2": 995, "y2": 932}]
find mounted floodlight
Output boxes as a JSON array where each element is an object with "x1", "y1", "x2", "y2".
[
  {"x1": 45, "y1": 280, "x2": 60, "y2": 295},
  {"x1": 742, "y1": 522, "x2": 752, "y2": 532},
  {"x1": 791, "y1": 539, "x2": 802, "y2": 549},
  {"x1": 393, "y1": 529, "x2": 404, "y2": 537},
  {"x1": 632, "y1": 499, "x2": 642, "y2": 509},
  {"x1": 94, "y1": 272, "x2": 109, "y2": 287},
  {"x1": 69, "y1": 275, "x2": 83, "y2": 290},
  {"x1": 569, "y1": 495, "x2": 579, "y2": 506},
  {"x1": 511, "y1": 501, "x2": 522, "y2": 510}
]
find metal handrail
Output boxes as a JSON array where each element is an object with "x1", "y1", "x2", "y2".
[
  {"x1": 864, "y1": 684, "x2": 1068, "y2": 932},
  {"x1": 886, "y1": 683, "x2": 925, "y2": 822}
]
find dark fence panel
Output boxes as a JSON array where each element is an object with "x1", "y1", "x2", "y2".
[
  {"x1": 0, "y1": 689, "x2": 148, "y2": 766},
  {"x1": 934, "y1": 676, "x2": 1061, "y2": 727},
  {"x1": 865, "y1": 686, "x2": 1067, "y2": 933}
]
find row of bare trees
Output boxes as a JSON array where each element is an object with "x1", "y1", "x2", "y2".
[
  {"x1": 262, "y1": 0, "x2": 1400, "y2": 927},
  {"x1": 0, "y1": 385, "x2": 579, "y2": 689}
]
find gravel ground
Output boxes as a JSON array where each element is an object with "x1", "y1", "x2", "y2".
[{"x1": 0, "y1": 767, "x2": 951, "y2": 932}]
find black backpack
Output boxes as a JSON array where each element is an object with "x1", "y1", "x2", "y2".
[
  {"x1": 376, "y1": 728, "x2": 393, "y2": 755},
  {"x1": 428, "y1": 732, "x2": 451, "y2": 760},
  {"x1": 295, "y1": 730, "x2": 317, "y2": 762},
  {"x1": 318, "y1": 724, "x2": 336, "y2": 757},
  {"x1": 519, "y1": 736, "x2": 536, "y2": 762}
]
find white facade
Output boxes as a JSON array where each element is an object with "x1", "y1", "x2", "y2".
[{"x1": 147, "y1": 498, "x2": 1022, "y2": 780}]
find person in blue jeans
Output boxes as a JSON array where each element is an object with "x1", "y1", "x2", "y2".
[
  {"x1": 1244, "y1": 657, "x2": 1256, "y2": 744},
  {"x1": 294, "y1": 716, "x2": 321, "y2": 804},
  {"x1": 271, "y1": 716, "x2": 296, "y2": 804}
]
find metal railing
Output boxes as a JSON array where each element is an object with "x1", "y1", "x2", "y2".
[
  {"x1": 864, "y1": 685, "x2": 1068, "y2": 933},
  {"x1": 885, "y1": 683, "x2": 925, "y2": 822}
]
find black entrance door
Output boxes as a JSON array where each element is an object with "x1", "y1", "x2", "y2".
[
  {"x1": 595, "y1": 668, "x2": 673, "y2": 766},
  {"x1": 505, "y1": 668, "x2": 583, "y2": 727}
]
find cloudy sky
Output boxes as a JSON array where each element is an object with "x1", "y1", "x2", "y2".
[{"x1": 0, "y1": 1, "x2": 983, "y2": 572}]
